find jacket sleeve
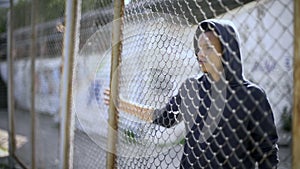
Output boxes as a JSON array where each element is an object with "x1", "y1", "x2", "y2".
[
  {"x1": 152, "y1": 77, "x2": 202, "y2": 128},
  {"x1": 152, "y1": 93, "x2": 182, "y2": 128},
  {"x1": 248, "y1": 90, "x2": 279, "y2": 169}
]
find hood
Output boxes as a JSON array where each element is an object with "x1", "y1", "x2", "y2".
[{"x1": 194, "y1": 19, "x2": 245, "y2": 86}]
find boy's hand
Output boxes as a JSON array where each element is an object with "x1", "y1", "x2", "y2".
[
  {"x1": 104, "y1": 89, "x2": 110, "y2": 106},
  {"x1": 103, "y1": 88, "x2": 153, "y2": 122}
]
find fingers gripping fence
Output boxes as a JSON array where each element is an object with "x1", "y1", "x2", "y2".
[{"x1": 73, "y1": 0, "x2": 293, "y2": 168}]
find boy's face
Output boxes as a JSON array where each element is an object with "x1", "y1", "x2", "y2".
[{"x1": 196, "y1": 31, "x2": 223, "y2": 75}]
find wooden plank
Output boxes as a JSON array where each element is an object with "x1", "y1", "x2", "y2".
[
  {"x1": 106, "y1": 0, "x2": 124, "y2": 168},
  {"x1": 30, "y1": 0, "x2": 37, "y2": 168},
  {"x1": 293, "y1": 0, "x2": 300, "y2": 169},
  {"x1": 7, "y1": 0, "x2": 16, "y2": 168},
  {"x1": 59, "y1": 0, "x2": 81, "y2": 168}
]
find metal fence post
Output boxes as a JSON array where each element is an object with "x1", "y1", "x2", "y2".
[
  {"x1": 293, "y1": 0, "x2": 300, "y2": 169},
  {"x1": 106, "y1": 0, "x2": 124, "y2": 168},
  {"x1": 59, "y1": 0, "x2": 81, "y2": 168},
  {"x1": 30, "y1": 0, "x2": 37, "y2": 168},
  {"x1": 7, "y1": 0, "x2": 16, "y2": 168}
]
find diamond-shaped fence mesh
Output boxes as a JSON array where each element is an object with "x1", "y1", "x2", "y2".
[
  {"x1": 0, "y1": 0, "x2": 294, "y2": 168},
  {"x1": 0, "y1": 0, "x2": 65, "y2": 168},
  {"x1": 74, "y1": 0, "x2": 293, "y2": 168}
]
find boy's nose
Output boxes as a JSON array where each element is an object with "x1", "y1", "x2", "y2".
[{"x1": 197, "y1": 50, "x2": 205, "y2": 61}]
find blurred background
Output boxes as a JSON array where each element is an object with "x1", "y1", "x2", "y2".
[{"x1": 0, "y1": 0, "x2": 296, "y2": 168}]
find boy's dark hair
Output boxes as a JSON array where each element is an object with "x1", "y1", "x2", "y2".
[{"x1": 193, "y1": 21, "x2": 220, "y2": 56}]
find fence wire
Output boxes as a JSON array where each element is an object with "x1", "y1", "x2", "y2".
[
  {"x1": 0, "y1": 0, "x2": 65, "y2": 168},
  {"x1": 95, "y1": 1, "x2": 293, "y2": 168},
  {"x1": 0, "y1": 0, "x2": 294, "y2": 168},
  {"x1": 74, "y1": 0, "x2": 293, "y2": 169}
]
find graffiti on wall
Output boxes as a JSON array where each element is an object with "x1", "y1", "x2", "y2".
[{"x1": 250, "y1": 56, "x2": 292, "y2": 73}]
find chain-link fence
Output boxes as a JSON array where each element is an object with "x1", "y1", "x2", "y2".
[
  {"x1": 0, "y1": 0, "x2": 65, "y2": 168},
  {"x1": 0, "y1": 0, "x2": 295, "y2": 168}
]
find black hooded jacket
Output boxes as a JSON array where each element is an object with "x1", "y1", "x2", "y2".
[{"x1": 153, "y1": 19, "x2": 279, "y2": 169}]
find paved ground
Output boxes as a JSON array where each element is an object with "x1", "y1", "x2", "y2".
[
  {"x1": 0, "y1": 109, "x2": 292, "y2": 169},
  {"x1": 0, "y1": 108, "x2": 60, "y2": 169}
]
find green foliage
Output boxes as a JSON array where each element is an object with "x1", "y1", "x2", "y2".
[
  {"x1": 11, "y1": 0, "x2": 65, "y2": 28},
  {"x1": 281, "y1": 106, "x2": 292, "y2": 132},
  {"x1": 37, "y1": 0, "x2": 66, "y2": 23},
  {"x1": 12, "y1": 0, "x2": 31, "y2": 29},
  {"x1": 124, "y1": 129, "x2": 137, "y2": 143},
  {"x1": 0, "y1": 9, "x2": 8, "y2": 33},
  {"x1": 179, "y1": 138, "x2": 185, "y2": 145},
  {"x1": 0, "y1": 163, "x2": 10, "y2": 169},
  {"x1": 10, "y1": 0, "x2": 112, "y2": 29},
  {"x1": 82, "y1": 0, "x2": 112, "y2": 12}
]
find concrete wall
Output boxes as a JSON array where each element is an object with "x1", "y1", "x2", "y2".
[
  {"x1": 0, "y1": 0, "x2": 293, "y2": 144},
  {"x1": 217, "y1": 0, "x2": 293, "y2": 125}
]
